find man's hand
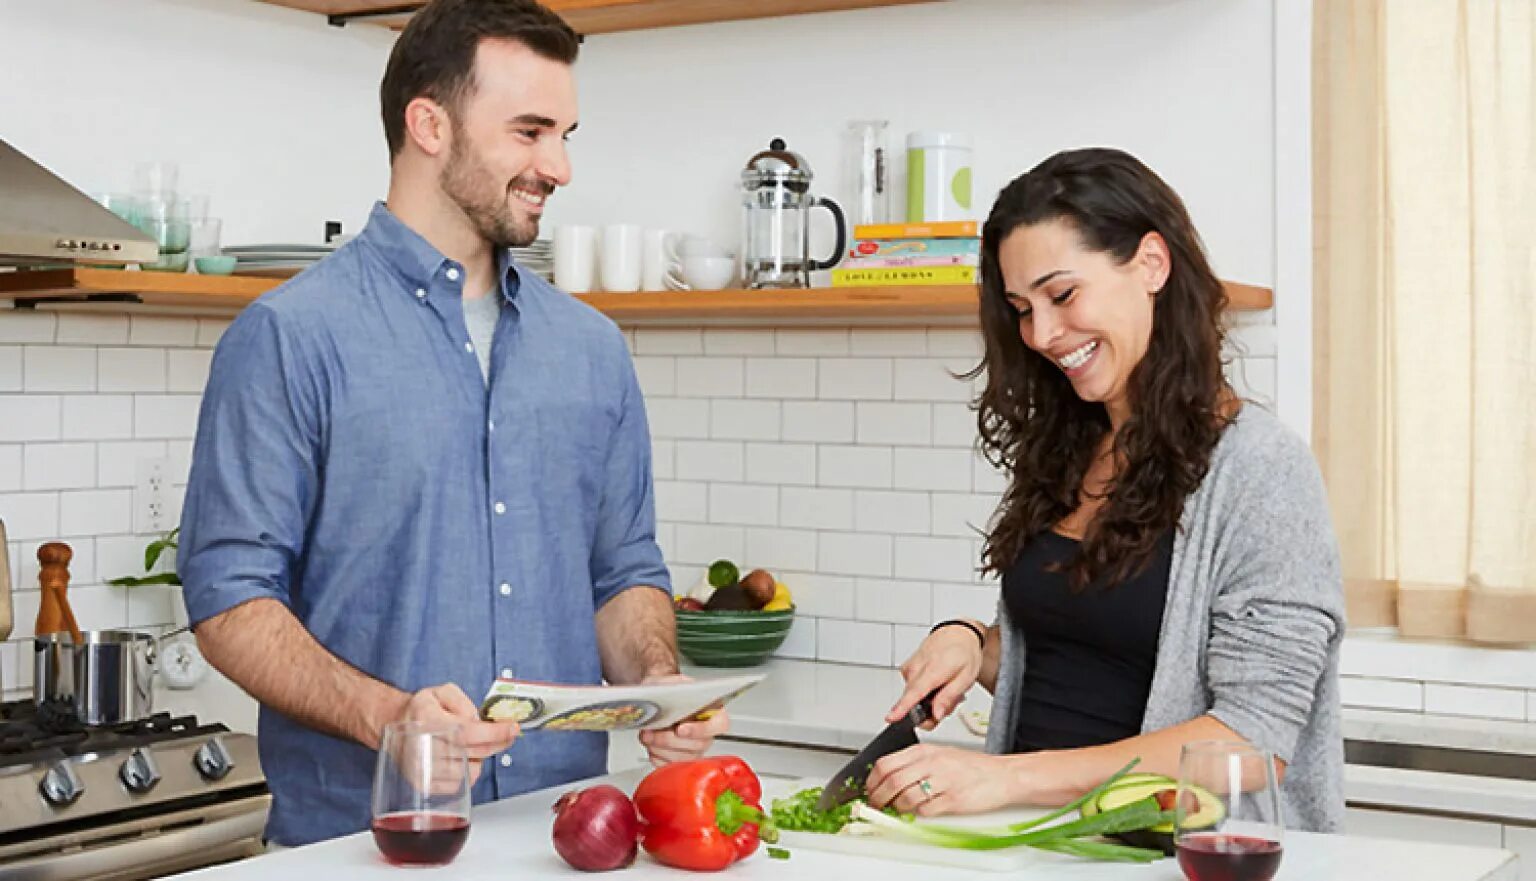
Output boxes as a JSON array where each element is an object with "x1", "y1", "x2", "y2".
[
  {"x1": 636, "y1": 673, "x2": 729, "y2": 766},
  {"x1": 396, "y1": 684, "x2": 520, "y2": 782}
]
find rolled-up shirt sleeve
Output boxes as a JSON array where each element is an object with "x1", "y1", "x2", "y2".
[
  {"x1": 179, "y1": 304, "x2": 321, "y2": 626},
  {"x1": 1205, "y1": 450, "x2": 1345, "y2": 764},
  {"x1": 589, "y1": 352, "x2": 671, "y2": 607}
]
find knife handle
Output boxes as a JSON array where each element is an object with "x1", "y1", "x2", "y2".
[{"x1": 911, "y1": 688, "x2": 942, "y2": 726}]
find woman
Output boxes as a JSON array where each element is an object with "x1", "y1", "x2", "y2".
[{"x1": 865, "y1": 148, "x2": 1345, "y2": 833}]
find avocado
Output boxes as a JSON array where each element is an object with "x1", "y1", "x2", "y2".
[
  {"x1": 1090, "y1": 777, "x2": 1225, "y2": 855},
  {"x1": 703, "y1": 583, "x2": 755, "y2": 611}
]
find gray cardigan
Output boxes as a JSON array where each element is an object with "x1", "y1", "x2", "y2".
[{"x1": 983, "y1": 404, "x2": 1346, "y2": 832}]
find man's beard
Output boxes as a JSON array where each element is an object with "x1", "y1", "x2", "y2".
[{"x1": 440, "y1": 129, "x2": 546, "y2": 249}]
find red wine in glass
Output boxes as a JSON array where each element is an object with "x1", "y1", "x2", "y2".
[
  {"x1": 1176, "y1": 833, "x2": 1283, "y2": 881},
  {"x1": 371, "y1": 811, "x2": 470, "y2": 866}
]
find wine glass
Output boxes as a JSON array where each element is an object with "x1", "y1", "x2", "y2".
[
  {"x1": 1174, "y1": 740, "x2": 1284, "y2": 881},
  {"x1": 370, "y1": 721, "x2": 472, "y2": 867}
]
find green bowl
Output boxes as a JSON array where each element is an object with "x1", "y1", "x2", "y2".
[{"x1": 675, "y1": 607, "x2": 794, "y2": 667}]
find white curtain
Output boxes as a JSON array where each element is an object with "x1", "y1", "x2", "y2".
[{"x1": 1314, "y1": 0, "x2": 1536, "y2": 643}]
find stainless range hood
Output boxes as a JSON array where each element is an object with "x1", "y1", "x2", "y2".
[{"x1": 0, "y1": 137, "x2": 158, "y2": 267}]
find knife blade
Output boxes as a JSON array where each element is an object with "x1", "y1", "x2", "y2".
[{"x1": 815, "y1": 690, "x2": 937, "y2": 811}]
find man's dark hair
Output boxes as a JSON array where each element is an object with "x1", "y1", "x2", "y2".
[{"x1": 380, "y1": 0, "x2": 579, "y2": 157}]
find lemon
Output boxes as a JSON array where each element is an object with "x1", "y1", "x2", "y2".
[
  {"x1": 762, "y1": 581, "x2": 793, "y2": 612},
  {"x1": 707, "y1": 559, "x2": 740, "y2": 589}
]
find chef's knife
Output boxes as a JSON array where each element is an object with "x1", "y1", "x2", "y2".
[{"x1": 815, "y1": 690, "x2": 937, "y2": 811}]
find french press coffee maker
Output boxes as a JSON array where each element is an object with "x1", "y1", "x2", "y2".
[{"x1": 740, "y1": 138, "x2": 847, "y2": 289}]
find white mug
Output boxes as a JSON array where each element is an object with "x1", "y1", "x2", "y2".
[
  {"x1": 642, "y1": 229, "x2": 682, "y2": 292},
  {"x1": 599, "y1": 223, "x2": 643, "y2": 293},
  {"x1": 667, "y1": 255, "x2": 736, "y2": 291},
  {"x1": 554, "y1": 225, "x2": 597, "y2": 292}
]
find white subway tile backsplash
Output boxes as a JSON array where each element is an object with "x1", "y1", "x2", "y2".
[
  {"x1": 932, "y1": 403, "x2": 975, "y2": 448},
  {"x1": 710, "y1": 399, "x2": 779, "y2": 441},
  {"x1": 166, "y1": 441, "x2": 194, "y2": 484},
  {"x1": 704, "y1": 329, "x2": 776, "y2": 356},
  {"x1": 632, "y1": 356, "x2": 676, "y2": 397},
  {"x1": 781, "y1": 487, "x2": 854, "y2": 531},
  {"x1": 0, "y1": 493, "x2": 60, "y2": 540},
  {"x1": 1228, "y1": 357, "x2": 1276, "y2": 407},
  {"x1": 96, "y1": 535, "x2": 150, "y2": 585},
  {"x1": 671, "y1": 523, "x2": 746, "y2": 567},
  {"x1": 855, "y1": 578, "x2": 934, "y2": 625},
  {"x1": 931, "y1": 493, "x2": 996, "y2": 539},
  {"x1": 126, "y1": 583, "x2": 177, "y2": 628},
  {"x1": 818, "y1": 358, "x2": 892, "y2": 400},
  {"x1": 634, "y1": 329, "x2": 703, "y2": 356},
  {"x1": 64, "y1": 584, "x2": 127, "y2": 631},
  {"x1": 779, "y1": 572, "x2": 856, "y2": 618},
  {"x1": 776, "y1": 329, "x2": 849, "y2": 357},
  {"x1": 926, "y1": 329, "x2": 983, "y2": 358},
  {"x1": 0, "y1": 395, "x2": 62, "y2": 441},
  {"x1": 0, "y1": 642, "x2": 17, "y2": 692},
  {"x1": 856, "y1": 402, "x2": 931, "y2": 445},
  {"x1": 973, "y1": 450, "x2": 1009, "y2": 494},
  {"x1": 817, "y1": 532, "x2": 893, "y2": 578},
  {"x1": 1528, "y1": 690, "x2": 1535, "y2": 722},
  {"x1": 854, "y1": 490, "x2": 931, "y2": 536},
  {"x1": 651, "y1": 439, "x2": 675, "y2": 480},
  {"x1": 818, "y1": 445, "x2": 891, "y2": 489},
  {"x1": 59, "y1": 489, "x2": 131, "y2": 537},
  {"x1": 707, "y1": 483, "x2": 778, "y2": 526},
  {"x1": 128, "y1": 316, "x2": 197, "y2": 347},
  {"x1": 196, "y1": 319, "x2": 231, "y2": 348},
  {"x1": 56, "y1": 315, "x2": 129, "y2": 345},
  {"x1": 673, "y1": 440, "x2": 744, "y2": 482},
  {"x1": 775, "y1": 616, "x2": 817, "y2": 660},
  {"x1": 646, "y1": 398, "x2": 711, "y2": 440},
  {"x1": 893, "y1": 448, "x2": 973, "y2": 492},
  {"x1": 134, "y1": 395, "x2": 200, "y2": 439},
  {"x1": 746, "y1": 443, "x2": 816, "y2": 486},
  {"x1": 745, "y1": 527, "x2": 818, "y2": 573},
  {"x1": 892, "y1": 625, "x2": 930, "y2": 666},
  {"x1": 63, "y1": 395, "x2": 130, "y2": 440},
  {"x1": 654, "y1": 480, "x2": 707, "y2": 523},
  {"x1": 895, "y1": 536, "x2": 976, "y2": 583},
  {"x1": 1339, "y1": 676, "x2": 1425, "y2": 712},
  {"x1": 167, "y1": 349, "x2": 213, "y2": 393},
  {"x1": 0, "y1": 313, "x2": 56, "y2": 344},
  {"x1": 782, "y1": 401, "x2": 854, "y2": 443},
  {"x1": 1423, "y1": 683, "x2": 1528, "y2": 721},
  {"x1": 23, "y1": 443, "x2": 96, "y2": 490},
  {"x1": 0, "y1": 446, "x2": 20, "y2": 492},
  {"x1": 931, "y1": 582, "x2": 1001, "y2": 622},
  {"x1": 817, "y1": 619, "x2": 892, "y2": 666},
  {"x1": 849, "y1": 329, "x2": 928, "y2": 357},
  {"x1": 746, "y1": 358, "x2": 816, "y2": 399},
  {"x1": 893, "y1": 360, "x2": 973, "y2": 402},
  {"x1": 98, "y1": 348, "x2": 167, "y2": 392},
  {"x1": 0, "y1": 347, "x2": 20, "y2": 392},
  {"x1": 24, "y1": 346, "x2": 95, "y2": 392},
  {"x1": 676, "y1": 357, "x2": 744, "y2": 398},
  {"x1": 9, "y1": 591, "x2": 41, "y2": 639}
]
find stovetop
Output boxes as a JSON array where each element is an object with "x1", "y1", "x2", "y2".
[{"x1": 0, "y1": 699, "x2": 230, "y2": 769}]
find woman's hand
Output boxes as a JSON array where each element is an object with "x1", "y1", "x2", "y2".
[
  {"x1": 886, "y1": 623, "x2": 985, "y2": 729},
  {"x1": 864, "y1": 744, "x2": 1019, "y2": 817}
]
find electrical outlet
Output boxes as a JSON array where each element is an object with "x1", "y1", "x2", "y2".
[{"x1": 134, "y1": 457, "x2": 171, "y2": 535}]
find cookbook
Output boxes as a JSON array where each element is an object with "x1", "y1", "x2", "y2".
[{"x1": 479, "y1": 673, "x2": 765, "y2": 732}]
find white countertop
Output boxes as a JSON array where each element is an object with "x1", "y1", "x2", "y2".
[{"x1": 170, "y1": 765, "x2": 1518, "y2": 881}]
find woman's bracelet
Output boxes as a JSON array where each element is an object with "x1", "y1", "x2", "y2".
[{"x1": 930, "y1": 618, "x2": 986, "y2": 648}]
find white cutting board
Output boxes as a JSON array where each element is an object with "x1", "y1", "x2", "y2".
[{"x1": 761, "y1": 776, "x2": 1082, "y2": 873}]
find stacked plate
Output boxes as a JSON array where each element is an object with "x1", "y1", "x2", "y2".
[
  {"x1": 222, "y1": 244, "x2": 335, "y2": 278},
  {"x1": 509, "y1": 239, "x2": 553, "y2": 282}
]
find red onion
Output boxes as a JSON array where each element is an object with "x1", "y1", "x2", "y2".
[{"x1": 551, "y1": 785, "x2": 642, "y2": 871}]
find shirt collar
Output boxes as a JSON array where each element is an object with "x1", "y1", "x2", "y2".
[{"x1": 359, "y1": 201, "x2": 522, "y2": 306}]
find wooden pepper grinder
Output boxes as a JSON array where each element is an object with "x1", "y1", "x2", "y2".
[{"x1": 35, "y1": 542, "x2": 84, "y2": 644}]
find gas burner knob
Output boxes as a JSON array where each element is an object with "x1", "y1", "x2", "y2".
[
  {"x1": 39, "y1": 760, "x2": 84, "y2": 807},
  {"x1": 119, "y1": 747, "x2": 161, "y2": 794},
  {"x1": 193, "y1": 736, "x2": 235, "y2": 781}
]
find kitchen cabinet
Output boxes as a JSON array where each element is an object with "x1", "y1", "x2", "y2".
[
  {"x1": 255, "y1": 0, "x2": 945, "y2": 34},
  {"x1": 0, "y1": 268, "x2": 1274, "y2": 323}
]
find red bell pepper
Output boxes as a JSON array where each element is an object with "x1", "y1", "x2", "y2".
[{"x1": 633, "y1": 756, "x2": 778, "y2": 871}]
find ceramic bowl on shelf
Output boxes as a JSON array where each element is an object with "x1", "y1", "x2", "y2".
[
  {"x1": 194, "y1": 255, "x2": 238, "y2": 275},
  {"x1": 674, "y1": 607, "x2": 794, "y2": 667}
]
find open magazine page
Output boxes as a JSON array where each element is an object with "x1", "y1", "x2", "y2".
[{"x1": 479, "y1": 673, "x2": 765, "y2": 731}]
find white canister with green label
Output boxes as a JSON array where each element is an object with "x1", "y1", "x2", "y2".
[{"x1": 906, "y1": 131, "x2": 973, "y2": 223}]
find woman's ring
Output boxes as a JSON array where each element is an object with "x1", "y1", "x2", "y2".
[{"x1": 918, "y1": 778, "x2": 934, "y2": 798}]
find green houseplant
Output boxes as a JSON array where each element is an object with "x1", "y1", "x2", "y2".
[{"x1": 108, "y1": 528, "x2": 181, "y2": 587}]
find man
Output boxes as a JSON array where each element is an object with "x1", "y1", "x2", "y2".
[{"x1": 178, "y1": 0, "x2": 724, "y2": 848}]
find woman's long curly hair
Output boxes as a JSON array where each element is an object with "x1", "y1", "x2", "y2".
[{"x1": 974, "y1": 148, "x2": 1232, "y2": 589}]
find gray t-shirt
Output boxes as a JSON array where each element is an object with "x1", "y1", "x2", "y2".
[{"x1": 462, "y1": 290, "x2": 500, "y2": 383}]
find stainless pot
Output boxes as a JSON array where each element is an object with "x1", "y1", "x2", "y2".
[{"x1": 34, "y1": 629, "x2": 157, "y2": 725}]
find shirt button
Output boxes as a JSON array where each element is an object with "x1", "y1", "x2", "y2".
[
  {"x1": 500, "y1": 667, "x2": 514, "y2": 679},
  {"x1": 499, "y1": 582, "x2": 512, "y2": 596},
  {"x1": 499, "y1": 754, "x2": 512, "y2": 768},
  {"x1": 414, "y1": 288, "x2": 426, "y2": 300},
  {"x1": 447, "y1": 267, "x2": 461, "y2": 282},
  {"x1": 494, "y1": 501, "x2": 506, "y2": 515},
  {"x1": 488, "y1": 419, "x2": 495, "y2": 432},
  {"x1": 464, "y1": 342, "x2": 474, "y2": 354}
]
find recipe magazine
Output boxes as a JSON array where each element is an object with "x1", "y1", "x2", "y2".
[{"x1": 479, "y1": 673, "x2": 766, "y2": 731}]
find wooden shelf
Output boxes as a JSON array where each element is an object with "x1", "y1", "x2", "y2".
[
  {"x1": 0, "y1": 268, "x2": 1273, "y2": 324},
  {"x1": 255, "y1": 0, "x2": 942, "y2": 34}
]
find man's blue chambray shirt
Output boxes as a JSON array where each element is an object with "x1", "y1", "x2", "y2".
[{"x1": 179, "y1": 203, "x2": 671, "y2": 846}]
